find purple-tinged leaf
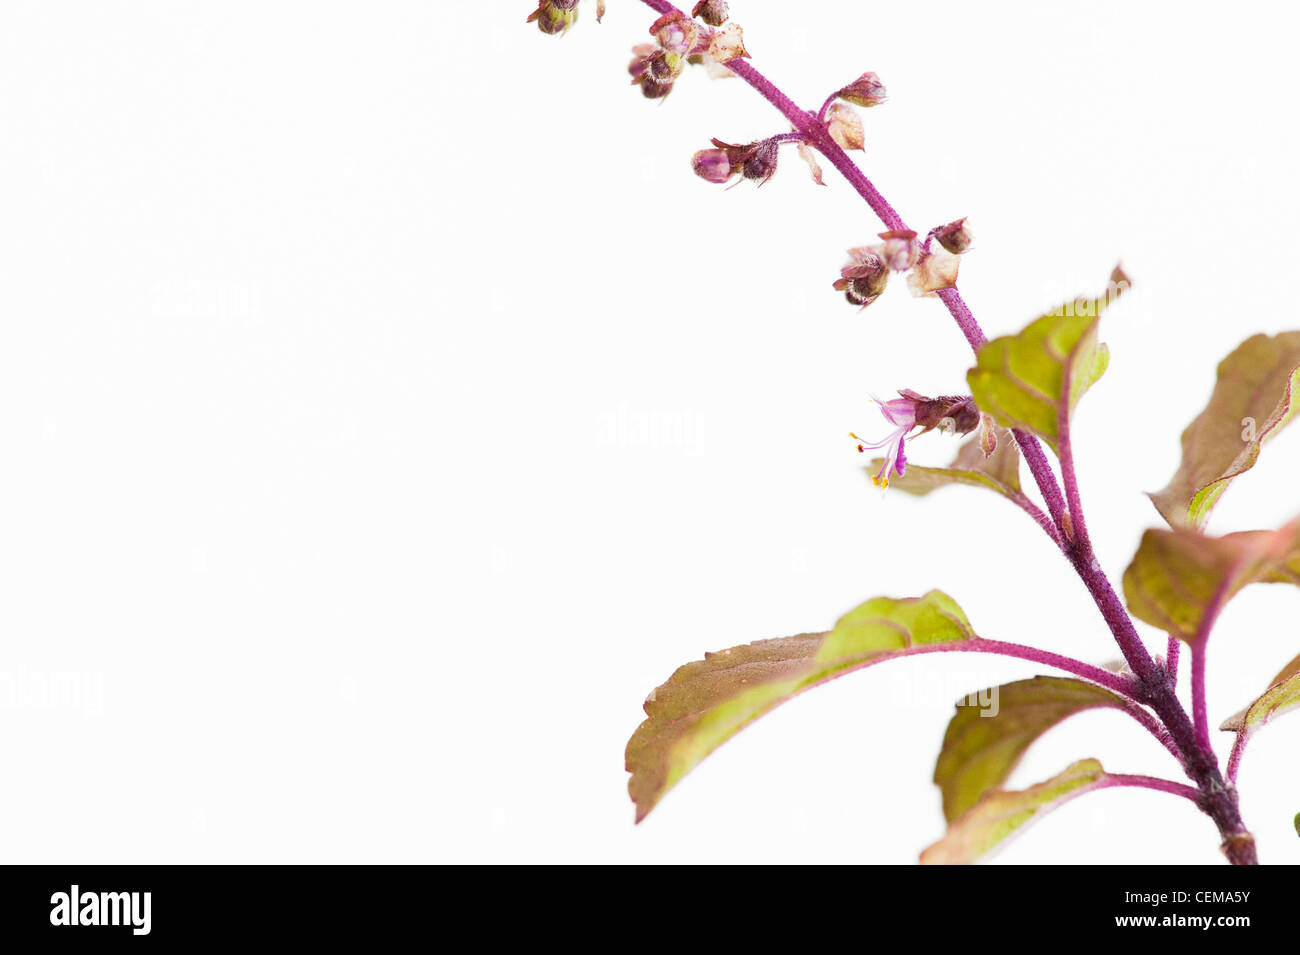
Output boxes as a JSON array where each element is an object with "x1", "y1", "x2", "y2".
[
  {"x1": 1149, "y1": 332, "x2": 1300, "y2": 531},
  {"x1": 966, "y1": 268, "x2": 1129, "y2": 454},
  {"x1": 625, "y1": 590, "x2": 975, "y2": 822},
  {"x1": 935, "y1": 676, "x2": 1130, "y2": 822},
  {"x1": 1122, "y1": 519, "x2": 1300, "y2": 643},
  {"x1": 867, "y1": 425, "x2": 1021, "y2": 500},
  {"x1": 1221, "y1": 653, "x2": 1300, "y2": 734},
  {"x1": 921, "y1": 759, "x2": 1109, "y2": 864}
]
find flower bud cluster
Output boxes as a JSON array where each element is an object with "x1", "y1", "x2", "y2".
[
  {"x1": 691, "y1": 137, "x2": 782, "y2": 186},
  {"x1": 627, "y1": 10, "x2": 749, "y2": 98},
  {"x1": 835, "y1": 218, "x2": 974, "y2": 310}
]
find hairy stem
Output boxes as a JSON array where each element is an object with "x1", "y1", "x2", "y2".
[
  {"x1": 913, "y1": 638, "x2": 1143, "y2": 699},
  {"x1": 1118, "y1": 700, "x2": 1181, "y2": 762},
  {"x1": 1103, "y1": 774, "x2": 1201, "y2": 803},
  {"x1": 1007, "y1": 490, "x2": 1063, "y2": 547},
  {"x1": 724, "y1": 59, "x2": 906, "y2": 231},
  {"x1": 1011, "y1": 428, "x2": 1069, "y2": 532},
  {"x1": 1056, "y1": 368, "x2": 1092, "y2": 551},
  {"x1": 1226, "y1": 731, "x2": 1249, "y2": 784},
  {"x1": 869, "y1": 638, "x2": 1184, "y2": 757},
  {"x1": 1190, "y1": 574, "x2": 1235, "y2": 753},
  {"x1": 1191, "y1": 637, "x2": 1212, "y2": 752}
]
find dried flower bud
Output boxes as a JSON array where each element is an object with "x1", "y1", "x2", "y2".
[
  {"x1": 740, "y1": 139, "x2": 778, "y2": 183},
  {"x1": 704, "y1": 138, "x2": 778, "y2": 185},
  {"x1": 649, "y1": 12, "x2": 700, "y2": 57},
  {"x1": 708, "y1": 138, "x2": 750, "y2": 169},
  {"x1": 691, "y1": 148, "x2": 732, "y2": 184},
  {"x1": 1061, "y1": 508, "x2": 1076, "y2": 543},
  {"x1": 825, "y1": 102, "x2": 865, "y2": 151},
  {"x1": 796, "y1": 143, "x2": 825, "y2": 186},
  {"x1": 907, "y1": 245, "x2": 960, "y2": 296},
  {"x1": 691, "y1": 0, "x2": 730, "y2": 26},
  {"x1": 877, "y1": 230, "x2": 919, "y2": 271},
  {"x1": 901, "y1": 390, "x2": 980, "y2": 435},
  {"x1": 834, "y1": 247, "x2": 889, "y2": 308},
  {"x1": 628, "y1": 44, "x2": 658, "y2": 82},
  {"x1": 630, "y1": 45, "x2": 683, "y2": 99},
  {"x1": 978, "y1": 413, "x2": 998, "y2": 458},
  {"x1": 640, "y1": 74, "x2": 675, "y2": 99},
  {"x1": 707, "y1": 22, "x2": 749, "y2": 63},
  {"x1": 647, "y1": 50, "x2": 682, "y2": 83},
  {"x1": 837, "y1": 72, "x2": 887, "y2": 108},
  {"x1": 527, "y1": 0, "x2": 579, "y2": 35},
  {"x1": 934, "y1": 217, "x2": 974, "y2": 255}
]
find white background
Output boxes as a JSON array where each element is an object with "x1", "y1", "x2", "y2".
[{"x1": 0, "y1": 0, "x2": 1296, "y2": 864}]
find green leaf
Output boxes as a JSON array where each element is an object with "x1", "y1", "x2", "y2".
[
  {"x1": 1149, "y1": 332, "x2": 1300, "y2": 530},
  {"x1": 921, "y1": 759, "x2": 1110, "y2": 864},
  {"x1": 1122, "y1": 519, "x2": 1300, "y2": 643},
  {"x1": 966, "y1": 268, "x2": 1128, "y2": 454},
  {"x1": 935, "y1": 676, "x2": 1129, "y2": 822},
  {"x1": 625, "y1": 590, "x2": 975, "y2": 822},
  {"x1": 868, "y1": 426, "x2": 1022, "y2": 501},
  {"x1": 1220, "y1": 653, "x2": 1300, "y2": 734}
]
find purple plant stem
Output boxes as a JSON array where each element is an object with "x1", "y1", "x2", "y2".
[
  {"x1": 906, "y1": 638, "x2": 1142, "y2": 699},
  {"x1": 816, "y1": 92, "x2": 838, "y2": 123},
  {"x1": 1191, "y1": 575, "x2": 1235, "y2": 752},
  {"x1": 1118, "y1": 700, "x2": 1181, "y2": 762},
  {"x1": 725, "y1": 58, "x2": 907, "y2": 231},
  {"x1": 1007, "y1": 491, "x2": 1062, "y2": 547},
  {"x1": 1056, "y1": 367, "x2": 1092, "y2": 551},
  {"x1": 1063, "y1": 551, "x2": 1252, "y2": 863},
  {"x1": 1226, "y1": 731, "x2": 1249, "y2": 784},
  {"x1": 933, "y1": 287, "x2": 988, "y2": 358},
  {"x1": 1062, "y1": 558, "x2": 1150, "y2": 679},
  {"x1": 1166, "y1": 635, "x2": 1180, "y2": 688},
  {"x1": 626, "y1": 0, "x2": 1256, "y2": 863},
  {"x1": 856, "y1": 638, "x2": 1181, "y2": 756},
  {"x1": 1103, "y1": 774, "x2": 1201, "y2": 803},
  {"x1": 1011, "y1": 428, "x2": 1069, "y2": 530},
  {"x1": 1191, "y1": 638, "x2": 1213, "y2": 753}
]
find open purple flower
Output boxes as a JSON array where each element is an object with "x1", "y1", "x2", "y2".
[
  {"x1": 851, "y1": 390, "x2": 980, "y2": 488},
  {"x1": 852, "y1": 396, "x2": 918, "y2": 488}
]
